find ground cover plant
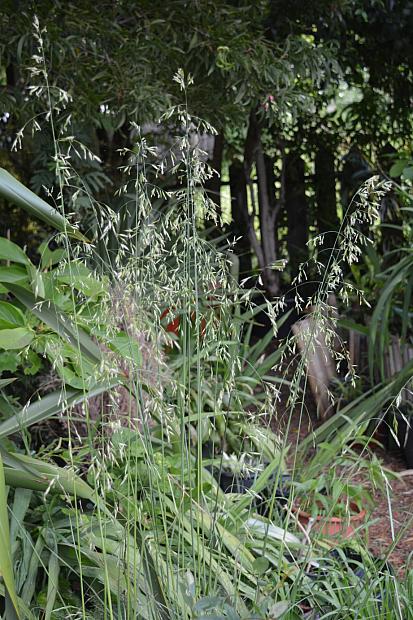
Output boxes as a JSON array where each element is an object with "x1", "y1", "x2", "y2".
[{"x1": 1, "y1": 5, "x2": 413, "y2": 620}]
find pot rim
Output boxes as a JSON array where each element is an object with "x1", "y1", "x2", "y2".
[{"x1": 292, "y1": 500, "x2": 366, "y2": 524}]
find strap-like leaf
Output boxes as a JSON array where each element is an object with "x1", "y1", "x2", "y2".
[
  {"x1": 0, "y1": 378, "x2": 16, "y2": 389},
  {"x1": 369, "y1": 253, "x2": 413, "y2": 378},
  {"x1": 0, "y1": 168, "x2": 88, "y2": 241},
  {"x1": 44, "y1": 536, "x2": 59, "y2": 620},
  {"x1": 301, "y1": 356, "x2": 413, "y2": 449},
  {"x1": 0, "y1": 453, "x2": 20, "y2": 618},
  {"x1": 3, "y1": 452, "x2": 95, "y2": 501},
  {"x1": 0, "y1": 380, "x2": 120, "y2": 438}
]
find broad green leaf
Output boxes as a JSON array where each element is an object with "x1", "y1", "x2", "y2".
[
  {"x1": 38, "y1": 241, "x2": 66, "y2": 269},
  {"x1": 59, "y1": 364, "x2": 96, "y2": 389},
  {"x1": 22, "y1": 350, "x2": 42, "y2": 376},
  {"x1": 9, "y1": 489, "x2": 33, "y2": 597},
  {"x1": 47, "y1": 340, "x2": 100, "y2": 388},
  {"x1": 0, "y1": 168, "x2": 88, "y2": 241},
  {"x1": 0, "y1": 447, "x2": 46, "y2": 478},
  {"x1": 109, "y1": 331, "x2": 142, "y2": 364},
  {"x1": 389, "y1": 160, "x2": 408, "y2": 178},
  {"x1": 4, "y1": 283, "x2": 102, "y2": 364},
  {"x1": 252, "y1": 556, "x2": 270, "y2": 575},
  {"x1": 0, "y1": 302, "x2": 25, "y2": 329},
  {"x1": 41, "y1": 275, "x2": 71, "y2": 307},
  {"x1": 0, "y1": 266, "x2": 29, "y2": 285},
  {"x1": 0, "y1": 453, "x2": 20, "y2": 618},
  {"x1": 55, "y1": 263, "x2": 106, "y2": 297},
  {"x1": 0, "y1": 238, "x2": 28, "y2": 265},
  {"x1": 402, "y1": 165, "x2": 413, "y2": 181},
  {"x1": 0, "y1": 328, "x2": 34, "y2": 350}
]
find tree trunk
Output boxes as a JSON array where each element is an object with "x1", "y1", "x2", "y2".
[
  {"x1": 204, "y1": 133, "x2": 224, "y2": 235},
  {"x1": 6, "y1": 63, "x2": 17, "y2": 88},
  {"x1": 229, "y1": 160, "x2": 252, "y2": 279},
  {"x1": 265, "y1": 153, "x2": 279, "y2": 257},
  {"x1": 256, "y1": 147, "x2": 280, "y2": 296},
  {"x1": 314, "y1": 145, "x2": 339, "y2": 266},
  {"x1": 241, "y1": 109, "x2": 281, "y2": 296},
  {"x1": 285, "y1": 151, "x2": 308, "y2": 279}
]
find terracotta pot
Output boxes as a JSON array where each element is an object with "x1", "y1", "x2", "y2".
[
  {"x1": 292, "y1": 501, "x2": 366, "y2": 538},
  {"x1": 161, "y1": 311, "x2": 181, "y2": 335},
  {"x1": 160, "y1": 308, "x2": 207, "y2": 338}
]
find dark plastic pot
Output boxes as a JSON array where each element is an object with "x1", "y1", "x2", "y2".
[
  {"x1": 201, "y1": 445, "x2": 256, "y2": 490},
  {"x1": 256, "y1": 474, "x2": 292, "y2": 518},
  {"x1": 217, "y1": 470, "x2": 257, "y2": 494},
  {"x1": 215, "y1": 466, "x2": 291, "y2": 516},
  {"x1": 201, "y1": 441, "x2": 215, "y2": 459}
]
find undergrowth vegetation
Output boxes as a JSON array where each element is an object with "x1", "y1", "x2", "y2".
[{"x1": 1, "y1": 17, "x2": 413, "y2": 620}]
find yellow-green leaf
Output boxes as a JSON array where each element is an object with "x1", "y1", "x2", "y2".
[
  {"x1": 0, "y1": 238, "x2": 28, "y2": 265},
  {"x1": 0, "y1": 328, "x2": 34, "y2": 350},
  {"x1": 0, "y1": 453, "x2": 20, "y2": 618},
  {"x1": 0, "y1": 302, "x2": 25, "y2": 329}
]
